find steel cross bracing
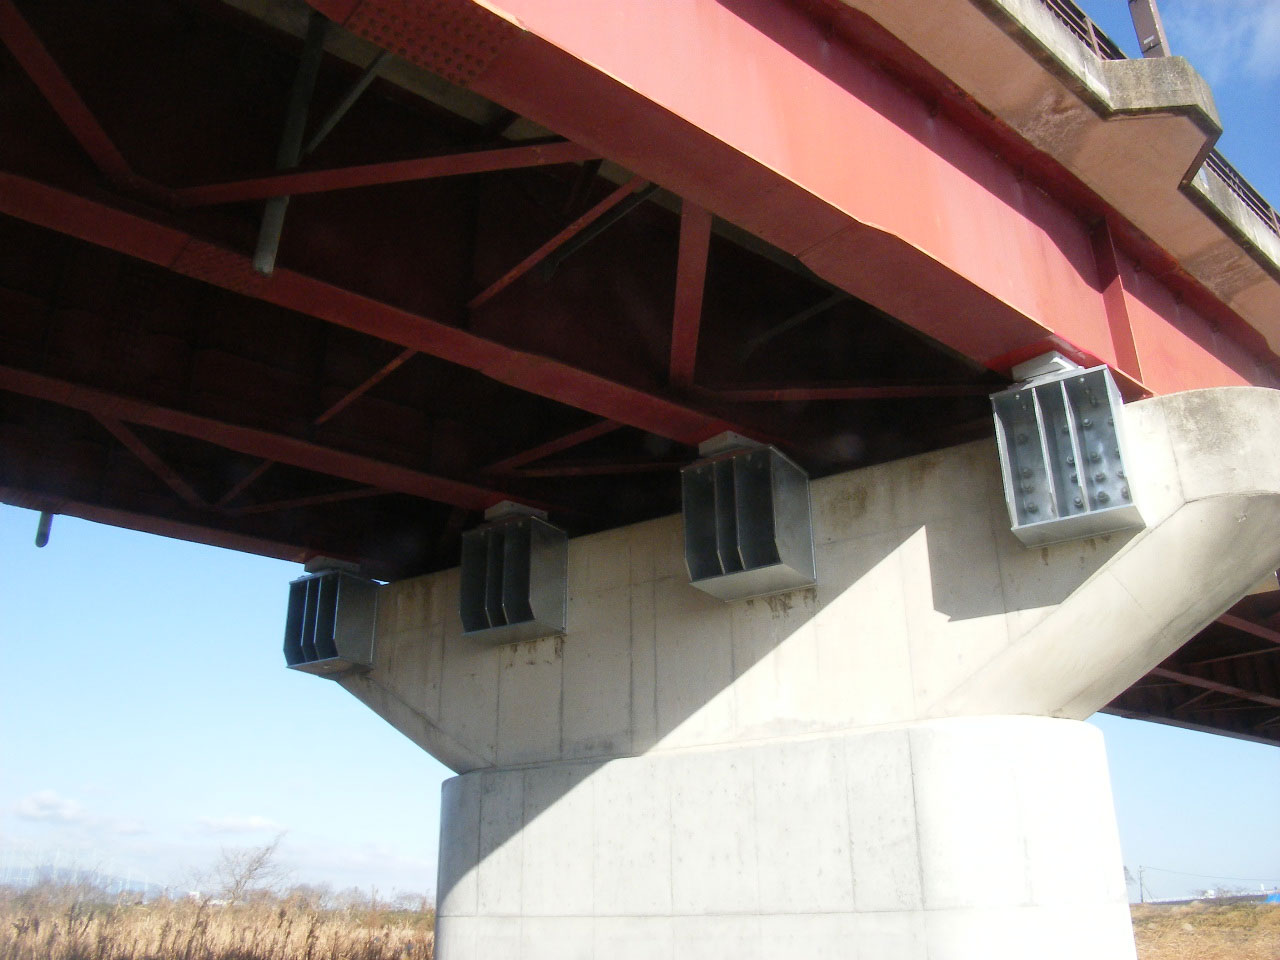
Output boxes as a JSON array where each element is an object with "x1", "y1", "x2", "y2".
[
  {"x1": 0, "y1": 0, "x2": 1000, "y2": 558},
  {"x1": 2, "y1": 0, "x2": 1279, "y2": 745}
]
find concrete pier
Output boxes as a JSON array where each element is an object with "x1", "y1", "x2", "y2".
[
  {"x1": 339, "y1": 386, "x2": 1280, "y2": 958},
  {"x1": 435, "y1": 717, "x2": 1131, "y2": 960}
]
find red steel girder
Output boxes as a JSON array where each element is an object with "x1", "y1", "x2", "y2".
[
  {"x1": 315, "y1": 347, "x2": 419, "y2": 426},
  {"x1": 0, "y1": 0, "x2": 134, "y2": 186},
  {"x1": 1218, "y1": 612, "x2": 1280, "y2": 647},
  {"x1": 96, "y1": 415, "x2": 208, "y2": 509},
  {"x1": 216, "y1": 460, "x2": 276, "y2": 508},
  {"x1": 483, "y1": 419, "x2": 623, "y2": 473},
  {"x1": 310, "y1": 0, "x2": 1271, "y2": 396},
  {"x1": 669, "y1": 200, "x2": 712, "y2": 387},
  {"x1": 0, "y1": 484, "x2": 319, "y2": 567},
  {"x1": 174, "y1": 140, "x2": 596, "y2": 206},
  {"x1": 0, "y1": 172, "x2": 730, "y2": 446},
  {"x1": 222, "y1": 347, "x2": 418, "y2": 506},
  {"x1": 1149, "y1": 666, "x2": 1280, "y2": 711},
  {"x1": 0, "y1": 364, "x2": 517, "y2": 513},
  {"x1": 468, "y1": 176, "x2": 648, "y2": 310},
  {"x1": 225, "y1": 485, "x2": 385, "y2": 517},
  {"x1": 506, "y1": 460, "x2": 685, "y2": 478},
  {"x1": 696, "y1": 382, "x2": 993, "y2": 402}
]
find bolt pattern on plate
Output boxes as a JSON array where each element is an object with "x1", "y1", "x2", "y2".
[{"x1": 992, "y1": 365, "x2": 1143, "y2": 547}]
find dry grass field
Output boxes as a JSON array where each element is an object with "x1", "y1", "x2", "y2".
[
  {"x1": 4, "y1": 883, "x2": 1278, "y2": 959},
  {"x1": 1132, "y1": 900, "x2": 1280, "y2": 960},
  {"x1": 0, "y1": 885, "x2": 434, "y2": 960}
]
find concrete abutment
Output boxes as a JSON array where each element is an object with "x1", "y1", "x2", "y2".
[{"x1": 337, "y1": 387, "x2": 1280, "y2": 958}]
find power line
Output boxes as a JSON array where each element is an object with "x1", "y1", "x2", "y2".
[{"x1": 1141, "y1": 865, "x2": 1280, "y2": 884}]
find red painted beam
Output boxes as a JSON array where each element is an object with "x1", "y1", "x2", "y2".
[
  {"x1": 483, "y1": 419, "x2": 623, "y2": 473},
  {"x1": 0, "y1": 172, "x2": 730, "y2": 446},
  {"x1": 314, "y1": 347, "x2": 418, "y2": 426},
  {"x1": 507, "y1": 459, "x2": 684, "y2": 478},
  {"x1": 226, "y1": 485, "x2": 385, "y2": 517},
  {"x1": 669, "y1": 200, "x2": 712, "y2": 387},
  {"x1": 316, "y1": 0, "x2": 1274, "y2": 395},
  {"x1": 223, "y1": 347, "x2": 418, "y2": 505},
  {"x1": 1149, "y1": 666, "x2": 1280, "y2": 710},
  {"x1": 0, "y1": 364, "x2": 515, "y2": 512},
  {"x1": 96, "y1": 415, "x2": 208, "y2": 509},
  {"x1": 216, "y1": 460, "x2": 276, "y2": 508},
  {"x1": 0, "y1": 485, "x2": 318, "y2": 567},
  {"x1": 174, "y1": 140, "x2": 596, "y2": 206},
  {"x1": 1090, "y1": 221, "x2": 1143, "y2": 384},
  {"x1": 469, "y1": 176, "x2": 648, "y2": 310},
  {"x1": 696, "y1": 382, "x2": 993, "y2": 402},
  {"x1": 1217, "y1": 613, "x2": 1280, "y2": 647},
  {"x1": 0, "y1": 0, "x2": 133, "y2": 185}
]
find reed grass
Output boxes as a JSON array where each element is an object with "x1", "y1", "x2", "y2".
[{"x1": 0, "y1": 885, "x2": 434, "y2": 960}]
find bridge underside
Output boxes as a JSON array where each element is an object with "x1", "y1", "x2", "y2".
[{"x1": 1, "y1": 0, "x2": 1278, "y2": 747}]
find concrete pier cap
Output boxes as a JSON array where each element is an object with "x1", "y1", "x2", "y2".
[{"x1": 340, "y1": 386, "x2": 1280, "y2": 958}]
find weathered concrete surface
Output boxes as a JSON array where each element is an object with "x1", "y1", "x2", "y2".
[
  {"x1": 435, "y1": 718, "x2": 1134, "y2": 960},
  {"x1": 835, "y1": 0, "x2": 1280, "y2": 350},
  {"x1": 342, "y1": 387, "x2": 1280, "y2": 771},
  {"x1": 337, "y1": 386, "x2": 1280, "y2": 957}
]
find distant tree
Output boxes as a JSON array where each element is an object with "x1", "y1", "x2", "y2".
[
  {"x1": 285, "y1": 881, "x2": 334, "y2": 910},
  {"x1": 391, "y1": 891, "x2": 433, "y2": 914},
  {"x1": 209, "y1": 833, "x2": 288, "y2": 904}
]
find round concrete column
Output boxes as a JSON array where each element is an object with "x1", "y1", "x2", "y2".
[{"x1": 434, "y1": 716, "x2": 1136, "y2": 959}]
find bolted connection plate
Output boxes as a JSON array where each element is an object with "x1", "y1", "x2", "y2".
[{"x1": 991, "y1": 365, "x2": 1144, "y2": 547}]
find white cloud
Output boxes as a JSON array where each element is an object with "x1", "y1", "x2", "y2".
[
  {"x1": 13, "y1": 790, "x2": 87, "y2": 824},
  {"x1": 1164, "y1": 0, "x2": 1280, "y2": 85},
  {"x1": 107, "y1": 819, "x2": 148, "y2": 836},
  {"x1": 196, "y1": 815, "x2": 284, "y2": 834}
]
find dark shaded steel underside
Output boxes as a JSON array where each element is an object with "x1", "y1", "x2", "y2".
[{"x1": 0, "y1": 0, "x2": 1275, "y2": 747}]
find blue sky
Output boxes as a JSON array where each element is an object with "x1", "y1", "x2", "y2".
[
  {"x1": 0, "y1": 508, "x2": 443, "y2": 897},
  {"x1": 1078, "y1": 0, "x2": 1280, "y2": 201},
  {"x1": 2, "y1": 0, "x2": 1279, "y2": 906}
]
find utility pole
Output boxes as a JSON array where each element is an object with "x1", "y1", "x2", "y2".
[
  {"x1": 1128, "y1": 0, "x2": 1171, "y2": 58},
  {"x1": 1139, "y1": 865, "x2": 1147, "y2": 903}
]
